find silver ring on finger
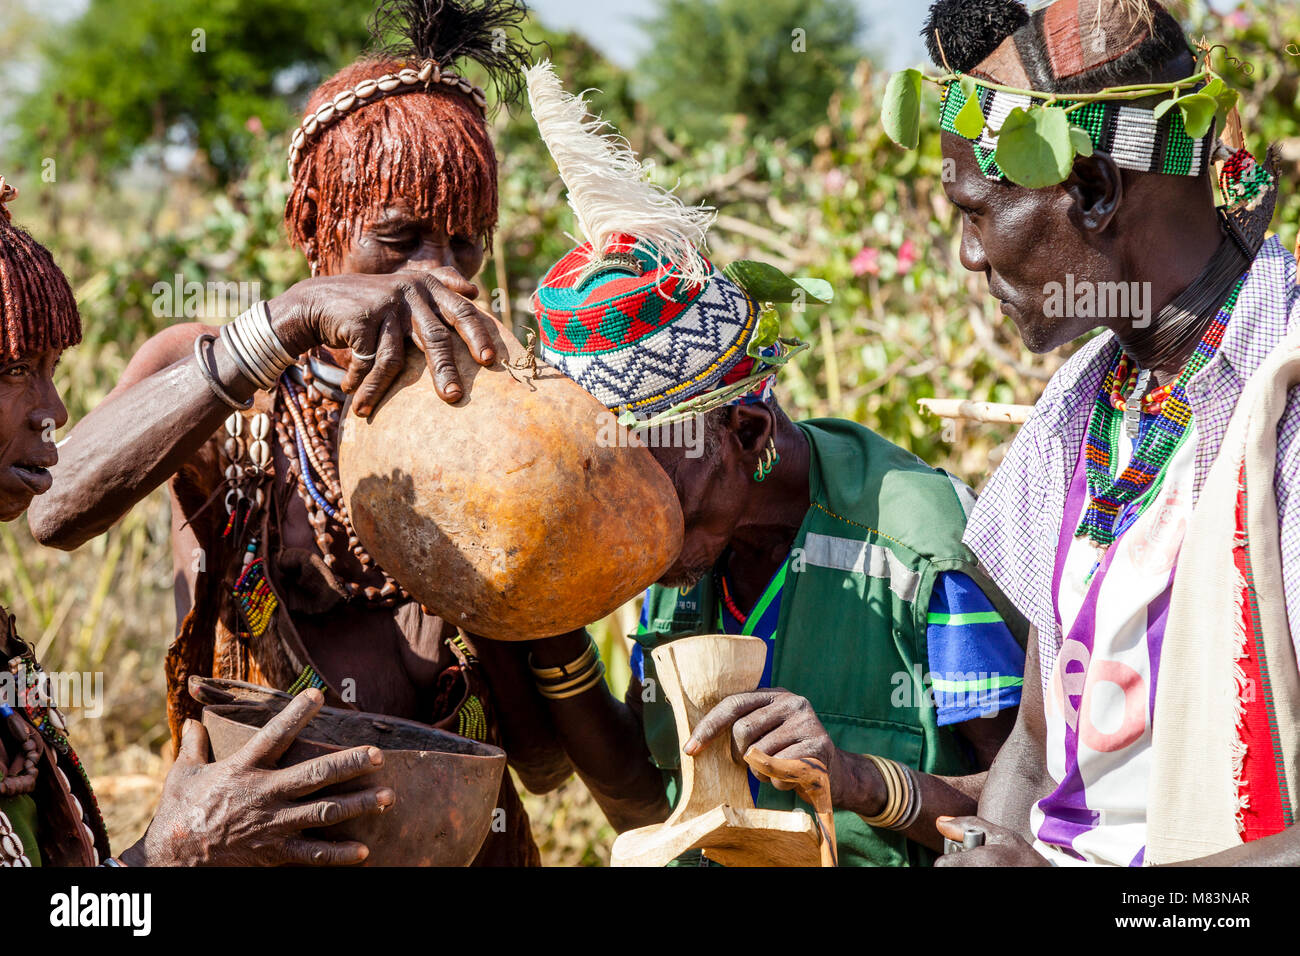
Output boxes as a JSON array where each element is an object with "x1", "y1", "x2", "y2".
[{"x1": 350, "y1": 349, "x2": 378, "y2": 363}]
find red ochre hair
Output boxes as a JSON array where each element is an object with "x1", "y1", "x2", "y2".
[
  {"x1": 283, "y1": 57, "x2": 499, "y2": 272},
  {"x1": 0, "y1": 209, "x2": 82, "y2": 363}
]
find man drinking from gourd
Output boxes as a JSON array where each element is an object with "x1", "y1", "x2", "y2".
[{"x1": 520, "y1": 62, "x2": 1030, "y2": 867}]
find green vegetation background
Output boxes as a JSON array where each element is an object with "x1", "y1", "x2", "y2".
[{"x1": 0, "y1": 0, "x2": 1296, "y2": 864}]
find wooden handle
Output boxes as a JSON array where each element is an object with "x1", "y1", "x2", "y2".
[{"x1": 744, "y1": 750, "x2": 839, "y2": 867}]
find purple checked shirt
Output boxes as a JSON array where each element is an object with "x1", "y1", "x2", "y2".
[{"x1": 965, "y1": 237, "x2": 1300, "y2": 690}]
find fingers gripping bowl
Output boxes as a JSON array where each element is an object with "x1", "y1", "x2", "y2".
[
  {"x1": 201, "y1": 695, "x2": 507, "y2": 867},
  {"x1": 338, "y1": 314, "x2": 686, "y2": 640}
]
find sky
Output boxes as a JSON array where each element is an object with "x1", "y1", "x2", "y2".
[
  {"x1": 527, "y1": 0, "x2": 1245, "y2": 70},
  {"x1": 27, "y1": 0, "x2": 1249, "y2": 73}
]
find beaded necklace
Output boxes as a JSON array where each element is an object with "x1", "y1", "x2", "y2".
[
  {"x1": 223, "y1": 409, "x2": 276, "y2": 638},
  {"x1": 2, "y1": 636, "x2": 106, "y2": 862},
  {"x1": 1106, "y1": 355, "x2": 1177, "y2": 416},
  {"x1": 718, "y1": 573, "x2": 747, "y2": 626},
  {"x1": 1077, "y1": 275, "x2": 1246, "y2": 549},
  {"x1": 273, "y1": 366, "x2": 410, "y2": 608}
]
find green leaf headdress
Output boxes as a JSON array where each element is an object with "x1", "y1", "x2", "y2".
[{"x1": 886, "y1": 0, "x2": 1274, "y2": 219}]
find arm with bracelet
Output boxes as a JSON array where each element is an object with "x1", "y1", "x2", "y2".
[
  {"x1": 527, "y1": 629, "x2": 672, "y2": 832},
  {"x1": 29, "y1": 269, "x2": 497, "y2": 550}
]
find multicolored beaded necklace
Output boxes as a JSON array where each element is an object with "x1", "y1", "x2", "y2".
[
  {"x1": 222, "y1": 408, "x2": 276, "y2": 638},
  {"x1": 2, "y1": 641, "x2": 106, "y2": 861},
  {"x1": 273, "y1": 365, "x2": 410, "y2": 608},
  {"x1": 1107, "y1": 354, "x2": 1176, "y2": 416},
  {"x1": 1077, "y1": 275, "x2": 1246, "y2": 549}
]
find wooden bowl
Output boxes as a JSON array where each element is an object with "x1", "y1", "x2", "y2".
[
  {"x1": 338, "y1": 315, "x2": 684, "y2": 640},
  {"x1": 201, "y1": 697, "x2": 506, "y2": 867}
]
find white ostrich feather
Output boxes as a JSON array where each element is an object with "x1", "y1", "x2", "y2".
[{"x1": 525, "y1": 60, "x2": 715, "y2": 288}]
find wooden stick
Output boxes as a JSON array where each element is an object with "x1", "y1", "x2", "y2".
[
  {"x1": 492, "y1": 231, "x2": 514, "y2": 335},
  {"x1": 918, "y1": 398, "x2": 1032, "y2": 425},
  {"x1": 744, "y1": 750, "x2": 838, "y2": 867}
]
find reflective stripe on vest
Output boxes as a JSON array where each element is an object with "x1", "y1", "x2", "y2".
[{"x1": 802, "y1": 532, "x2": 922, "y2": 603}]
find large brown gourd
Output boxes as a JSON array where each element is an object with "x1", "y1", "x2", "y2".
[{"x1": 338, "y1": 313, "x2": 685, "y2": 640}]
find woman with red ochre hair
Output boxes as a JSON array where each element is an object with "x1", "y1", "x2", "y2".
[
  {"x1": 0, "y1": 176, "x2": 404, "y2": 869},
  {"x1": 29, "y1": 0, "x2": 569, "y2": 866}
]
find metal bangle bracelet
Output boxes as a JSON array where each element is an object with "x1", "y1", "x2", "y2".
[
  {"x1": 194, "y1": 334, "x2": 253, "y2": 411},
  {"x1": 253, "y1": 300, "x2": 296, "y2": 366},
  {"x1": 220, "y1": 321, "x2": 269, "y2": 391},
  {"x1": 224, "y1": 320, "x2": 276, "y2": 391},
  {"x1": 234, "y1": 308, "x2": 285, "y2": 385},
  {"x1": 242, "y1": 303, "x2": 293, "y2": 375},
  {"x1": 894, "y1": 765, "x2": 923, "y2": 831}
]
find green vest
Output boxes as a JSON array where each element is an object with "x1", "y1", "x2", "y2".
[{"x1": 634, "y1": 419, "x2": 1027, "y2": 867}]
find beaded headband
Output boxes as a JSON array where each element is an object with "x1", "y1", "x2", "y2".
[
  {"x1": 938, "y1": 79, "x2": 1213, "y2": 182},
  {"x1": 287, "y1": 58, "x2": 487, "y2": 177}
]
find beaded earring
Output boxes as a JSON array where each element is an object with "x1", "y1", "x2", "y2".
[{"x1": 753, "y1": 437, "x2": 780, "y2": 482}]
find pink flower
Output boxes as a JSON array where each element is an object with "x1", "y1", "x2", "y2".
[
  {"x1": 850, "y1": 247, "x2": 880, "y2": 277},
  {"x1": 1225, "y1": 10, "x2": 1251, "y2": 31},
  {"x1": 897, "y1": 239, "x2": 919, "y2": 275},
  {"x1": 245, "y1": 115, "x2": 264, "y2": 135},
  {"x1": 823, "y1": 169, "x2": 848, "y2": 194}
]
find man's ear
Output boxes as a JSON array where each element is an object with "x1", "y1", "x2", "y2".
[
  {"x1": 727, "y1": 404, "x2": 774, "y2": 458},
  {"x1": 1065, "y1": 152, "x2": 1123, "y2": 234}
]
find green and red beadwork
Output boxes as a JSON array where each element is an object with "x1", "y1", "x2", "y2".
[
  {"x1": 1077, "y1": 276, "x2": 1246, "y2": 548},
  {"x1": 533, "y1": 234, "x2": 761, "y2": 417},
  {"x1": 6, "y1": 649, "x2": 107, "y2": 842}
]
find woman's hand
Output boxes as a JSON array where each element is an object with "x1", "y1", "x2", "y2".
[
  {"x1": 119, "y1": 689, "x2": 394, "y2": 867},
  {"x1": 267, "y1": 266, "x2": 498, "y2": 414}
]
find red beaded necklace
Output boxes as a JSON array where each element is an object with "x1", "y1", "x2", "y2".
[
  {"x1": 718, "y1": 573, "x2": 747, "y2": 625},
  {"x1": 1106, "y1": 353, "x2": 1176, "y2": 416}
]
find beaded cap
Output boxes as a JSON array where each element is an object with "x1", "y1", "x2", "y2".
[
  {"x1": 939, "y1": 80, "x2": 1214, "y2": 182},
  {"x1": 533, "y1": 235, "x2": 766, "y2": 416},
  {"x1": 524, "y1": 61, "x2": 807, "y2": 420}
]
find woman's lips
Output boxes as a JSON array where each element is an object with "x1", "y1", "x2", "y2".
[{"x1": 10, "y1": 464, "x2": 53, "y2": 495}]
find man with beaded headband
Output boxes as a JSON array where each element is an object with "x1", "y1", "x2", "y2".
[
  {"x1": 519, "y1": 62, "x2": 1030, "y2": 866},
  {"x1": 0, "y1": 177, "x2": 406, "y2": 868},
  {"x1": 30, "y1": 0, "x2": 568, "y2": 866},
  {"x1": 873, "y1": 0, "x2": 1300, "y2": 867}
]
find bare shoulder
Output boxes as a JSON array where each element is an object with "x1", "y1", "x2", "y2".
[{"x1": 114, "y1": 322, "x2": 219, "y2": 393}]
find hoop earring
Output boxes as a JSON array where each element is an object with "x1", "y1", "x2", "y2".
[{"x1": 752, "y1": 437, "x2": 780, "y2": 482}]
